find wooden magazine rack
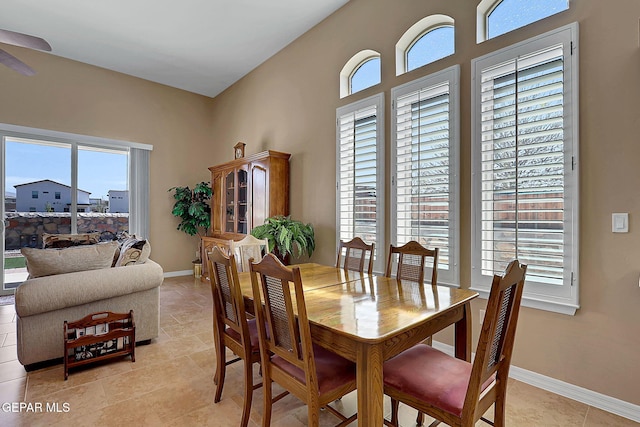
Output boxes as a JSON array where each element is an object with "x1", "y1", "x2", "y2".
[{"x1": 64, "y1": 310, "x2": 135, "y2": 380}]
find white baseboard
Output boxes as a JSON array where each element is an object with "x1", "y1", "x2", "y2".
[
  {"x1": 431, "y1": 341, "x2": 640, "y2": 423},
  {"x1": 163, "y1": 270, "x2": 193, "y2": 278}
]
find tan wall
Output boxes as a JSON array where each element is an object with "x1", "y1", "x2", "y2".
[
  {"x1": 2, "y1": 0, "x2": 638, "y2": 407},
  {"x1": 0, "y1": 46, "x2": 214, "y2": 272},
  {"x1": 207, "y1": 0, "x2": 640, "y2": 405}
]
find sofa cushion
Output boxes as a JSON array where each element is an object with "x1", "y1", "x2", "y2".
[
  {"x1": 15, "y1": 260, "x2": 164, "y2": 317},
  {"x1": 42, "y1": 232, "x2": 101, "y2": 249},
  {"x1": 115, "y1": 236, "x2": 151, "y2": 267},
  {"x1": 21, "y1": 242, "x2": 119, "y2": 278}
]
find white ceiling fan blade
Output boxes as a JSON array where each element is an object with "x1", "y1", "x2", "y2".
[
  {"x1": 0, "y1": 28, "x2": 51, "y2": 51},
  {"x1": 0, "y1": 48, "x2": 35, "y2": 76}
]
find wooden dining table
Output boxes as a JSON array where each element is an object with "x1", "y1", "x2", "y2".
[{"x1": 236, "y1": 263, "x2": 479, "y2": 426}]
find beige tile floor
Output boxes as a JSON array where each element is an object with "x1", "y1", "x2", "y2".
[{"x1": 0, "y1": 276, "x2": 637, "y2": 426}]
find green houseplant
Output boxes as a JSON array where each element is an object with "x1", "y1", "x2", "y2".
[
  {"x1": 169, "y1": 182, "x2": 212, "y2": 271},
  {"x1": 251, "y1": 215, "x2": 315, "y2": 264}
]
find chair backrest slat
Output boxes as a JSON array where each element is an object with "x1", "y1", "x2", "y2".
[
  {"x1": 263, "y1": 274, "x2": 298, "y2": 356},
  {"x1": 464, "y1": 259, "x2": 527, "y2": 416},
  {"x1": 207, "y1": 246, "x2": 250, "y2": 343},
  {"x1": 230, "y1": 234, "x2": 269, "y2": 272},
  {"x1": 385, "y1": 241, "x2": 439, "y2": 286},
  {"x1": 336, "y1": 237, "x2": 375, "y2": 274},
  {"x1": 214, "y1": 261, "x2": 238, "y2": 324},
  {"x1": 250, "y1": 254, "x2": 315, "y2": 374}
]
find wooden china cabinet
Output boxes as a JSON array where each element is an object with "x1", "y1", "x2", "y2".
[{"x1": 201, "y1": 150, "x2": 290, "y2": 280}]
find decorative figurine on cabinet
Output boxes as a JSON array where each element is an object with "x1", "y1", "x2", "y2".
[{"x1": 234, "y1": 142, "x2": 246, "y2": 159}]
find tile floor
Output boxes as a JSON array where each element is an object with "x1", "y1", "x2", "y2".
[{"x1": 0, "y1": 276, "x2": 637, "y2": 426}]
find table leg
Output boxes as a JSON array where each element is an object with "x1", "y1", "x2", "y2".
[
  {"x1": 454, "y1": 301, "x2": 472, "y2": 361},
  {"x1": 356, "y1": 342, "x2": 385, "y2": 426}
]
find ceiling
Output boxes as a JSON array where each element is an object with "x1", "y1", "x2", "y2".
[{"x1": 0, "y1": 0, "x2": 349, "y2": 98}]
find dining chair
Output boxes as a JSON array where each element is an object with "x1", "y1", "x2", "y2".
[
  {"x1": 385, "y1": 240, "x2": 439, "y2": 286},
  {"x1": 386, "y1": 240, "x2": 439, "y2": 353},
  {"x1": 249, "y1": 253, "x2": 358, "y2": 427},
  {"x1": 383, "y1": 259, "x2": 527, "y2": 427},
  {"x1": 206, "y1": 246, "x2": 262, "y2": 427},
  {"x1": 335, "y1": 236, "x2": 375, "y2": 274},
  {"x1": 229, "y1": 234, "x2": 269, "y2": 272}
]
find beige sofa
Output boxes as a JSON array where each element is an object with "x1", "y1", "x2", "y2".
[{"x1": 15, "y1": 260, "x2": 164, "y2": 368}]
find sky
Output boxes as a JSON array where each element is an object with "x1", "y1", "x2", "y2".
[
  {"x1": 4, "y1": 139, "x2": 128, "y2": 200},
  {"x1": 488, "y1": 0, "x2": 569, "y2": 38},
  {"x1": 351, "y1": 0, "x2": 568, "y2": 95}
]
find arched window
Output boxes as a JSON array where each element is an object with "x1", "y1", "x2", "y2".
[
  {"x1": 396, "y1": 15, "x2": 455, "y2": 76},
  {"x1": 477, "y1": 0, "x2": 569, "y2": 42},
  {"x1": 340, "y1": 50, "x2": 381, "y2": 98}
]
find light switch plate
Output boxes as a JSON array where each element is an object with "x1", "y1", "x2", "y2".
[{"x1": 612, "y1": 213, "x2": 629, "y2": 233}]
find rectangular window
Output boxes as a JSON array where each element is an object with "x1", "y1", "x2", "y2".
[
  {"x1": 2, "y1": 124, "x2": 152, "y2": 290},
  {"x1": 31, "y1": 191, "x2": 38, "y2": 199},
  {"x1": 336, "y1": 93, "x2": 385, "y2": 272},
  {"x1": 471, "y1": 23, "x2": 579, "y2": 314},
  {"x1": 391, "y1": 66, "x2": 460, "y2": 286}
]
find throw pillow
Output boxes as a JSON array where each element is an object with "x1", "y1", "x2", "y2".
[
  {"x1": 22, "y1": 241, "x2": 119, "y2": 278},
  {"x1": 115, "y1": 235, "x2": 151, "y2": 267},
  {"x1": 42, "y1": 232, "x2": 101, "y2": 249}
]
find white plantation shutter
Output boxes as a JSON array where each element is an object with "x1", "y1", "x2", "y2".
[
  {"x1": 391, "y1": 66, "x2": 460, "y2": 286},
  {"x1": 472, "y1": 24, "x2": 579, "y2": 314},
  {"x1": 480, "y1": 46, "x2": 564, "y2": 284},
  {"x1": 336, "y1": 94, "x2": 384, "y2": 272}
]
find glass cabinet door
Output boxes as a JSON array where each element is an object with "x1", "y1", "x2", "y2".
[
  {"x1": 237, "y1": 168, "x2": 248, "y2": 234},
  {"x1": 224, "y1": 171, "x2": 235, "y2": 233}
]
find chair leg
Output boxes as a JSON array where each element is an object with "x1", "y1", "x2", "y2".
[
  {"x1": 307, "y1": 399, "x2": 321, "y2": 427},
  {"x1": 416, "y1": 410, "x2": 425, "y2": 426},
  {"x1": 262, "y1": 379, "x2": 273, "y2": 427},
  {"x1": 240, "y1": 360, "x2": 254, "y2": 427},
  {"x1": 214, "y1": 346, "x2": 226, "y2": 403},
  {"x1": 493, "y1": 393, "x2": 506, "y2": 427},
  {"x1": 390, "y1": 398, "x2": 400, "y2": 427}
]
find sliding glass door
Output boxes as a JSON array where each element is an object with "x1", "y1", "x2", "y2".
[{"x1": 2, "y1": 135, "x2": 129, "y2": 292}]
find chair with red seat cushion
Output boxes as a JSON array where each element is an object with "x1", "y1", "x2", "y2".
[
  {"x1": 249, "y1": 253, "x2": 357, "y2": 427},
  {"x1": 383, "y1": 259, "x2": 527, "y2": 427},
  {"x1": 206, "y1": 246, "x2": 262, "y2": 427}
]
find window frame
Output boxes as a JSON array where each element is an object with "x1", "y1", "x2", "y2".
[
  {"x1": 471, "y1": 23, "x2": 579, "y2": 314},
  {"x1": 340, "y1": 50, "x2": 381, "y2": 98},
  {"x1": 390, "y1": 65, "x2": 460, "y2": 287},
  {"x1": 0, "y1": 123, "x2": 152, "y2": 237},
  {"x1": 396, "y1": 15, "x2": 455, "y2": 76},
  {"x1": 336, "y1": 93, "x2": 385, "y2": 273},
  {"x1": 477, "y1": 0, "x2": 570, "y2": 43}
]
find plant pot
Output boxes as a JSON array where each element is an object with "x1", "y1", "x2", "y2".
[
  {"x1": 193, "y1": 262, "x2": 202, "y2": 278},
  {"x1": 273, "y1": 248, "x2": 290, "y2": 266}
]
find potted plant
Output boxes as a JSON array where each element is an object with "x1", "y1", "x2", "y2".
[
  {"x1": 251, "y1": 215, "x2": 315, "y2": 264},
  {"x1": 168, "y1": 181, "x2": 212, "y2": 275}
]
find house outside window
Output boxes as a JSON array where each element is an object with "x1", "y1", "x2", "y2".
[
  {"x1": 471, "y1": 23, "x2": 579, "y2": 314},
  {"x1": 55, "y1": 192, "x2": 61, "y2": 199},
  {"x1": 31, "y1": 191, "x2": 38, "y2": 199}
]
